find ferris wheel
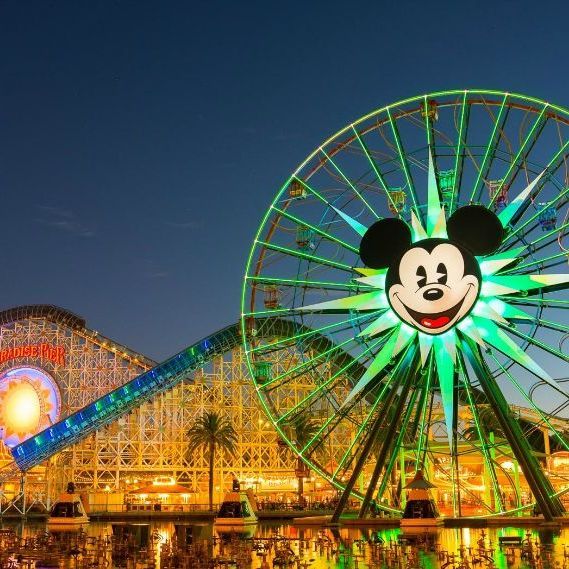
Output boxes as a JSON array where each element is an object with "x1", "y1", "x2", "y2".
[{"x1": 241, "y1": 90, "x2": 569, "y2": 520}]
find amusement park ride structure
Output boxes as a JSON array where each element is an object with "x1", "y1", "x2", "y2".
[{"x1": 0, "y1": 90, "x2": 568, "y2": 521}]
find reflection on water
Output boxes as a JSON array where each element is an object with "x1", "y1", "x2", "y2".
[{"x1": 0, "y1": 520, "x2": 568, "y2": 568}]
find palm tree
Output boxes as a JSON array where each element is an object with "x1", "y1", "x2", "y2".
[
  {"x1": 187, "y1": 411, "x2": 237, "y2": 511},
  {"x1": 291, "y1": 415, "x2": 319, "y2": 505}
]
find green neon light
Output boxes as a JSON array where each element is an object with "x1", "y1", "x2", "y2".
[
  {"x1": 507, "y1": 249, "x2": 567, "y2": 272},
  {"x1": 503, "y1": 186, "x2": 569, "y2": 243},
  {"x1": 247, "y1": 275, "x2": 366, "y2": 292},
  {"x1": 387, "y1": 106, "x2": 419, "y2": 215},
  {"x1": 488, "y1": 352, "x2": 569, "y2": 452},
  {"x1": 458, "y1": 354, "x2": 504, "y2": 511},
  {"x1": 450, "y1": 91, "x2": 469, "y2": 213},
  {"x1": 257, "y1": 240, "x2": 353, "y2": 272},
  {"x1": 506, "y1": 324, "x2": 569, "y2": 363},
  {"x1": 415, "y1": 362, "x2": 433, "y2": 472},
  {"x1": 375, "y1": 386, "x2": 420, "y2": 501},
  {"x1": 248, "y1": 312, "x2": 372, "y2": 355},
  {"x1": 488, "y1": 105, "x2": 548, "y2": 208},
  {"x1": 271, "y1": 206, "x2": 359, "y2": 253},
  {"x1": 319, "y1": 147, "x2": 379, "y2": 219},
  {"x1": 331, "y1": 344, "x2": 413, "y2": 479},
  {"x1": 470, "y1": 93, "x2": 508, "y2": 203},
  {"x1": 276, "y1": 336, "x2": 385, "y2": 425},
  {"x1": 260, "y1": 334, "x2": 356, "y2": 390},
  {"x1": 350, "y1": 125, "x2": 398, "y2": 213},
  {"x1": 502, "y1": 296, "x2": 569, "y2": 307}
]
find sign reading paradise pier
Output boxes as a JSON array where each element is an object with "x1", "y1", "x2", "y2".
[{"x1": 0, "y1": 344, "x2": 65, "y2": 367}]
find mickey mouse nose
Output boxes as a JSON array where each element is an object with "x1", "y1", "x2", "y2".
[{"x1": 423, "y1": 288, "x2": 443, "y2": 301}]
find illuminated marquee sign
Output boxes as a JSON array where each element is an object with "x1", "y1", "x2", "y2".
[
  {"x1": 0, "y1": 367, "x2": 61, "y2": 447},
  {"x1": 0, "y1": 344, "x2": 65, "y2": 366}
]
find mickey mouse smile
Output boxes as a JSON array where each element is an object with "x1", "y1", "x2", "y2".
[{"x1": 394, "y1": 286, "x2": 472, "y2": 331}]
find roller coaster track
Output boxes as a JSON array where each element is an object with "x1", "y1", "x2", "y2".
[
  {"x1": 7, "y1": 318, "x2": 367, "y2": 476},
  {"x1": 2, "y1": 315, "x2": 563, "y2": 482}
]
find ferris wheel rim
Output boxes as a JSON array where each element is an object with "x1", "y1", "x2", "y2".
[{"x1": 242, "y1": 88, "x2": 569, "y2": 519}]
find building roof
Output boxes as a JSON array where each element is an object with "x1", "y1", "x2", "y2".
[{"x1": 404, "y1": 470, "x2": 437, "y2": 490}]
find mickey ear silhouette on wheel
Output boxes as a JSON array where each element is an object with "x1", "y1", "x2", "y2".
[
  {"x1": 447, "y1": 205, "x2": 504, "y2": 256},
  {"x1": 359, "y1": 218, "x2": 412, "y2": 269}
]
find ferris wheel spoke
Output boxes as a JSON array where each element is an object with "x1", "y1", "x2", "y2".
[
  {"x1": 508, "y1": 143, "x2": 569, "y2": 229},
  {"x1": 248, "y1": 312, "x2": 373, "y2": 355},
  {"x1": 423, "y1": 95, "x2": 438, "y2": 170},
  {"x1": 530, "y1": 318, "x2": 569, "y2": 334},
  {"x1": 507, "y1": 249, "x2": 568, "y2": 273},
  {"x1": 331, "y1": 349, "x2": 416, "y2": 522},
  {"x1": 243, "y1": 306, "x2": 315, "y2": 317},
  {"x1": 386, "y1": 107, "x2": 419, "y2": 215},
  {"x1": 449, "y1": 91, "x2": 470, "y2": 213},
  {"x1": 331, "y1": 386, "x2": 387, "y2": 482},
  {"x1": 256, "y1": 240, "x2": 354, "y2": 272},
  {"x1": 507, "y1": 220, "x2": 569, "y2": 264},
  {"x1": 247, "y1": 275, "x2": 368, "y2": 293},
  {"x1": 318, "y1": 147, "x2": 380, "y2": 219},
  {"x1": 463, "y1": 337, "x2": 565, "y2": 519},
  {"x1": 488, "y1": 352, "x2": 569, "y2": 453},
  {"x1": 500, "y1": 324, "x2": 569, "y2": 364},
  {"x1": 363, "y1": 382, "x2": 420, "y2": 517},
  {"x1": 502, "y1": 187, "x2": 569, "y2": 247},
  {"x1": 351, "y1": 125, "x2": 401, "y2": 217},
  {"x1": 414, "y1": 362, "x2": 435, "y2": 471},
  {"x1": 273, "y1": 336, "x2": 386, "y2": 425},
  {"x1": 470, "y1": 93, "x2": 509, "y2": 203},
  {"x1": 259, "y1": 334, "x2": 361, "y2": 391},
  {"x1": 488, "y1": 107, "x2": 549, "y2": 210},
  {"x1": 289, "y1": 176, "x2": 369, "y2": 237},
  {"x1": 458, "y1": 356, "x2": 505, "y2": 511},
  {"x1": 331, "y1": 343, "x2": 416, "y2": 481},
  {"x1": 503, "y1": 296, "x2": 569, "y2": 308},
  {"x1": 271, "y1": 206, "x2": 360, "y2": 254}
]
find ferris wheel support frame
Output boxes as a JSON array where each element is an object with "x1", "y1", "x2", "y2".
[{"x1": 463, "y1": 338, "x2": 564, "y2": 520}]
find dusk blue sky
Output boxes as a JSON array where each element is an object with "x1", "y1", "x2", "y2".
[{"x1": 1, "y1": 1, "x2": 568, "y2": 360}]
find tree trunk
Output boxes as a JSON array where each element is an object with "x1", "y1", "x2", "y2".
[
  {"x1": 209, "y1": 443, "x2": 215, "y2": 511},
  {"x1": 297, "y1": 458, "x2": 304, "y2": 504}
]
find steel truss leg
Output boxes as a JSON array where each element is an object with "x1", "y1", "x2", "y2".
[
  {"x1": 330, "y1": 348, "x2": 416, "y2": 523},
  {"x1": 359, "y1": 360, "x2": 417, "y2": 518},
  {"x1": 463, "y1": 339, "x2": 565, "y2": 520}
]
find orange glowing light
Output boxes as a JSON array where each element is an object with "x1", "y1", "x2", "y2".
[{"x1": 0, "y1": 377, "x2": 54, "y2": 441}]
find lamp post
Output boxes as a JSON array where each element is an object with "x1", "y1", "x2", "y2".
[{"x1": 104, "y1": 484, "x2": 111, "y2": 512}]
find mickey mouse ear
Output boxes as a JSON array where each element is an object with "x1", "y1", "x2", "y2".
[
  {"x1": 359, "y1": 218, "x2": 412, "y2": 269},
  {"x1": 447, "y1": 205, "x2": 504, "y2": 256}
]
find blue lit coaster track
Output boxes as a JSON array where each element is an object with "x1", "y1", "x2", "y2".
[{"x1": 9, "y1": 318, "x2": 367, "y2": 473}]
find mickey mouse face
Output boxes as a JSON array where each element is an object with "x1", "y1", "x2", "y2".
[
  {"x1": 359, "y1": 206, "x2": 504, "y2": 336},
  {"x1": 387, "y1": 239, "x2": 480, "y2": 334}
]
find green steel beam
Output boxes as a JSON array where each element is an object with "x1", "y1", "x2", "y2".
[
  {"x1": 361, "y1": 374, "x2": 419, "y2": 517},
  {"x1": 256, "y1": 240, "x2": 354, "y2": 272},
  {"x1": 387, "y1": 107, "x2": 419, "y2": 215},
  {"x1": 470, "y1": 93, "x2": 510, "y2": 203},
  {"x1": 463, "y1": 337, "x2": 565, "y2": 520},
  {"x1": 450, "y1": 91, "x2": 471, "y2": 213},
  {"x1": 330, "y1": 346, "x2": 416, "y2": 523},
  {"x1": 272, "y1": 206, "x2": 359, "y2": 254},
  {"x1": 319, "y1": 147, "x2": 379, "y2": 219},
  {"x1": 488, "y1": 105, "x2": 548, "y2": 208}
]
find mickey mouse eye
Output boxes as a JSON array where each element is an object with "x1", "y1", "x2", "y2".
[
  {"x1": 416, "y1": 265, "x2": 427, "y2": 288},
  {"x1": 436, "y1": 263, "x2": 448, "y2": 285}
]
